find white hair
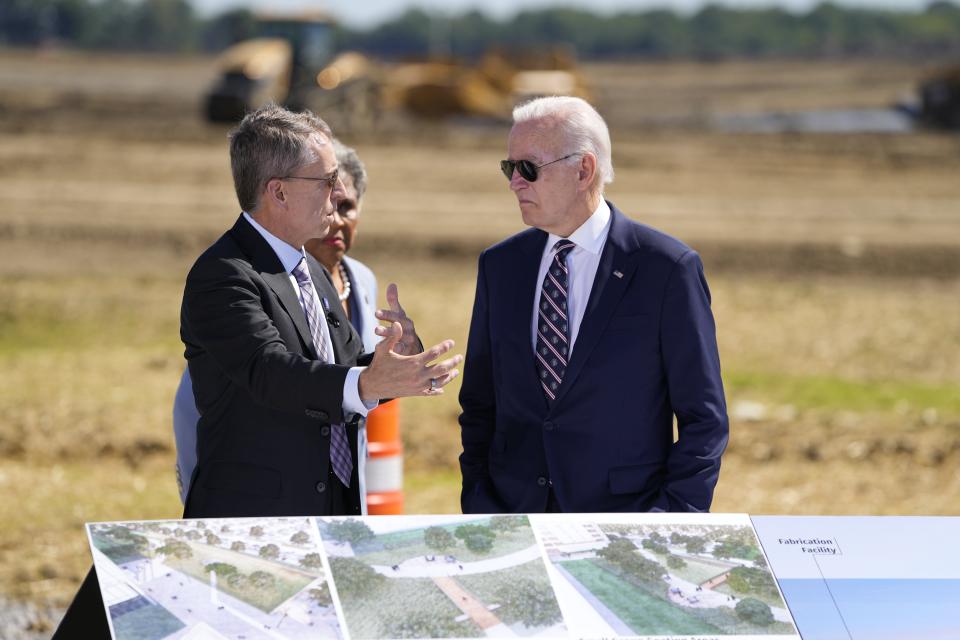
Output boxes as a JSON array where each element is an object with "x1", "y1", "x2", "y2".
[{"x1": 512, "y1": 96, "x2": 614, "y2": 190}]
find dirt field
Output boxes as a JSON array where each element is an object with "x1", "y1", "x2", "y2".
[{"x1": 0, "y1": 49, "x2": 958, "y2": 625}]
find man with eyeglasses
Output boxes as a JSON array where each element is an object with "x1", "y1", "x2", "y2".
[
  {"x1": 53, "y1": 105, "x2": 461, "y2": 638},
  {"x1": 458, "y1": 96, "x2": 728, "y2": 515},
  {"x1": 172, "y1": 138, "x2": 385, "y2": 513}
]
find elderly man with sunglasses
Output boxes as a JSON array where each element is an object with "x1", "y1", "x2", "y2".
[{"x1": 458, "y1": 96, "x2": 728, "y2": 515}]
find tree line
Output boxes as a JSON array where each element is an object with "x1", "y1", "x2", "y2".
[{"x1": 2, "y1": 0, "x2": 959, "y2": 59}]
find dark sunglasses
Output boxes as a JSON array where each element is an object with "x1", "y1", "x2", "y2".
[{"x1": 500, "y1": 154, "x2": 577, "y2": 182}]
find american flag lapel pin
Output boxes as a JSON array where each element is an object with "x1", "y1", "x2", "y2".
[
  {"x1": 322, "y1": 296, "x2": 331, "y2": 311},
  {"x1": 613, "y1": 270, "x2": 624, "y2": 279}
]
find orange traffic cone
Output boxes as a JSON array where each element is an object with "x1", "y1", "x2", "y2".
[{"x1": 365, "y1": 399, "x2": 403, "y2": 514}]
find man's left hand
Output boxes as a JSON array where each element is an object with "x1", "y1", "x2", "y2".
[{"x1": 375, "y1": 283, "x2": 422, "y2": 355}]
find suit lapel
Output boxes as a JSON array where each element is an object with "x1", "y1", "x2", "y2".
[
  {"x1": 229, "y1": 215, "x2": 318, "y2": 360},
  {"x1": 496, "y1": 229, "x2": 547, "y2": 412},
  {"x1": 550, "y1": 206, "x2": 640, "y2": 409}
]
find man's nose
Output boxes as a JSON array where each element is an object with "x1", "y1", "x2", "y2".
[{"x1": 509, "y1": 169, "x2": 527, "y2": 191}]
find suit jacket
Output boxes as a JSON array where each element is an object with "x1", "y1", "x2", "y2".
[
  {"x1": 180, "y1": 214, "x2": 371, "y2": 518},
  {"x1": 173, "y1": 256, "x2": 382, "y2": 509},
  {"x1": 459, "y1": 202, "x2": 728, "y2": 514}
]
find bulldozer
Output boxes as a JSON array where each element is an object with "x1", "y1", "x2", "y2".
[{"x1": 204, "y1": 12, "x2": 356, "y2": 123}]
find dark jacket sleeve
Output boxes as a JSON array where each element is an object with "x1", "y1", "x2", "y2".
[
  {"x1": 182, "y1": 256, "x2": 352, "y2": 424},
  {"x1": 457, "y1": 251, "x2": 506, "y2": 513},
  {"x1": 650, "y1": 250, "x2": 729, "y2": 512}
]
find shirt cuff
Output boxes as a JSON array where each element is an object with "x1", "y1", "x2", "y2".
[{"x1": 343, "y1": 367, "x2": 377, "y2": 417}]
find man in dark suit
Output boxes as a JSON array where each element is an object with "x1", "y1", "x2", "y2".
[
  {"x1": 459, "y1": 96, "x2": 728, "y2": 514},
  {"x1": 53, "y1": 106, "x2": 461, "y2": 637}
]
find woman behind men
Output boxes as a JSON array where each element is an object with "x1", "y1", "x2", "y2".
[{"x1": 172, "y1": 139, "x2": 380, "y2": 512}]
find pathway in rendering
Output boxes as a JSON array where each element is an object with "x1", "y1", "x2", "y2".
[
  {"x1": 370, "y1": 544, "x2": 543, "y2": 578},
  {"x1": 431, "y1": 576, "x2": 513, "y2": 637}
]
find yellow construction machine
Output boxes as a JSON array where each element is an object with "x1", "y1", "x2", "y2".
[{"x1": 205, "y1": 13, "x2": 591, "y2": 127}]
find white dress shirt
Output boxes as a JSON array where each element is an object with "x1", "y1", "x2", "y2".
[
  {"x1": 531, "y1": 199, "x2": 611, "y2": 353},
  {"x1": 243, "y1": 212, "x2": 373, "y2": 417}
]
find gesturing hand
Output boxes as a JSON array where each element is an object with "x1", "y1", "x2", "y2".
[
  {"x1": 359, "y1": 321, "x2": 461, "y2": 402},
  {"x1": 374, "y1": 283, "x2": 421, "y2": 355}
]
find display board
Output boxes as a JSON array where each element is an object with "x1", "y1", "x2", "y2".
[
  {"x1": 86, "y1": 513, "x2": 801, "y2": 640},
  {"x1": 752, "y1": 516, "x2": 960, "y2": 640}
]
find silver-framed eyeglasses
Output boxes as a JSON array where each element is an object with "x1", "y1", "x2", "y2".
[{"x1": 277, "y1": 168, "x2": 339, "y2": 190}]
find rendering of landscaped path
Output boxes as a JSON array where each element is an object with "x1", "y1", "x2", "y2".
[{"x1": 367, "y1": 544, "x2": 542, "y2": 578}]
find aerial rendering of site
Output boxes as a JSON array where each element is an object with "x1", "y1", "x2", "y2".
[
  {"x1": 318, "y1": 515, "x2": 565, "y2": 639},
  {"x1": 86, "y1": 513, "x2": 803, "y2": 640},
  {"x1": 87, "y1": 517, "x2": 342, "y2": 639},
  {"x1": 531, "y1": 513, "x2": 801, "y2": 639}
]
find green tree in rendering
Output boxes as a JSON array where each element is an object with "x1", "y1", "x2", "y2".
[
  {"x1": 157, "y1": 539, "x2": 192, "y2": 560},
  {"x1": 205, "y1": 562, "x2": 237, "y2": 577},
  {"x1": 230, "y1": 541, "x2": 245, "y2": 552},
  {"x1": 329, "y1": 556, "x2": 385, "y2": 597},
  {"x1": 736, "y1": 597, "x2": 774, "y2": 626},
  {"x1": 598, "y1": 538, "x2": 664, "y2": 583},
  {"x1": 300, "y1": 552, "x2": 324, "y2": 569},
  {"x1": 250, "y1": 525, "x2": 264, "y2": 538},
  {"x1": 290, "y1": 531, "x2": 311, "y2": 545},
  {"x1": 310, "y1": 584, "x2": 332, "y2": 607},
  {"x1": 454, "y1": 523, "x2": 495, "y2": 542},
  {"x1": 727, "y1": 566, "x2": 780, "y2": 600},
  {"x1": 649, "y1": 531, "x2": 667, "y2": 544},
  {"x1": 667, "y1": 554, "x2": 687, "y2": 569},
  {"x1": 258, "y1": 543, "x2": 280, "y2": 560},
  {"x1": 490, "y1": 515, "x2": 526, "y2": 533},
  {"x1": 642, "y1": 538, "x2": 669, "y2": 555},
  {"x1": 496, "y1": 578, "x2": 562, "y2": 627},
  {"x1": 465, "y1": 533, "x2": 494, "y2": 554},
  {"x1": 685, "y1": 536, "x2": 707, "y2": 555},
  {"x1": 423, "y1": 526, "x2": 456, "y2": 552},
  {"x1": 324, "y1": 519, "x2": 375, "y2": 545},
  {"x1": 249, "y1": 571, "x2": 276, "y2": 589}
]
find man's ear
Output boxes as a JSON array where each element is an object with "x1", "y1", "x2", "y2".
[
  {"x1": 578, "y1": 153, "x2": 598, "y2": 191},
  {"x1": 265, "y1": 177, "x2": 286, "y2": 206}
]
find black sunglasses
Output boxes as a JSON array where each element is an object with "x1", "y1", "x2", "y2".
[{"x1": 500, "y1": 154, "x2": 577, "y2": 182}]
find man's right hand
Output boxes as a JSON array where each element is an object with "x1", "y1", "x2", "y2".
[{"x1": 358, "y1": 322, "x2": 461, "y2": 402}]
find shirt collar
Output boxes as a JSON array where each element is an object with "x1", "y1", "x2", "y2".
[
  {"x1": 243, "y1": 211, "x2": 306, "y2": 273},
  {"x1": 546, "y1": 198, "x2": 611, "y2": 256}
]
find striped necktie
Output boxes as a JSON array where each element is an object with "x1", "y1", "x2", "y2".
[
  {"x1": 292, "y1": 258, "x2": 353, "y2": 487},
  {"x1": 535, "y1": 240, "x2": 576, "y2": 402}
]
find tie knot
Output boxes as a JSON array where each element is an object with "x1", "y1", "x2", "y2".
[
  {"x1": 292, "y1": 257, "x2": 311, "y2": 284},
  {"x1": 553, "y1": 240, "x2": 576, "y2": 259}
]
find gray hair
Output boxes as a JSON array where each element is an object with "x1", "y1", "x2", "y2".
[
  {"x1": 512, "y1": 96, "x2": 614, "y2": 189},
  {"x1": 229, "y1": 105, "x2": 333, "y2": 213},
  {"x1": 333, "y1": 139, "x2": 367, "y2": 200}
]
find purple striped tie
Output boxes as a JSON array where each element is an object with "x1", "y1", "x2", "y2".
[
  {"x1": 535, "y1": 240, "x2": 576, "y2": 402},
  {"x1": 292, "y1": 258, "x2": 353, "y2": 487}
]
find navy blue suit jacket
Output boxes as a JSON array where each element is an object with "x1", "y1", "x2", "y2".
[{"x1": 458, "y1": 203, "x2": 728, "y2": 513}]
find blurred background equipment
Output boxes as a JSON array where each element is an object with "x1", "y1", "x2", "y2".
[
  {"x1": 205, "y1": 11, "x2": 591, "y2": 127},
  {"x1": 204, "y1": 11, "x2": 340, "y2": 122},
  {"x1": 918, "y1": 64, "x2": 960, "y2": 129}
]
